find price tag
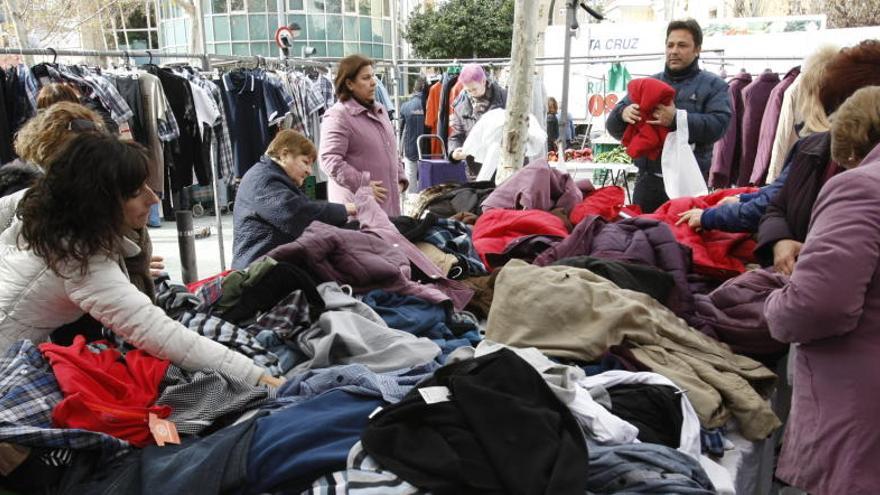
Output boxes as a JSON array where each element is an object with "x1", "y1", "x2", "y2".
[
  {"x1": 418, "y1": 386, "x2": 452, "y2": 404},
  {"x1": 149, "y1": 413, "x2": 180, "y2": 447}
]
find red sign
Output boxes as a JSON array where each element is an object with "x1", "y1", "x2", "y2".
[
  {"x1": 589, "y1": 94, "x2": 605, "y2": 116},
  {"x1": 275, "y1": 26, "x2": 295, "y2": 49}
]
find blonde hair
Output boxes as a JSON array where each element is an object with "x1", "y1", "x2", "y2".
[
  {"x1": 796, "y1": 44, "x2": 840, "y2": 136},
  {"x1": 14, "y1": 102, "x2": 105, "y2": 167},
  {"x1": 265, "y1": 129, "x2": 317, "y2": 162},
  {"x1": 831, "y1": 86, "x2": 880, "y2": 168}
]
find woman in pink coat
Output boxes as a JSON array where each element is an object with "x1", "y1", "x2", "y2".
[
  {"x1": 320, "y1": 54, "x2": 407, "y2": 216},
  {"x1": 765, "y1": 86, "x2": 880, "y2": 494}
]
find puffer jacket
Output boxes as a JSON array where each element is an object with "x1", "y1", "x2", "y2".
[
  {"x1": 447, "y1": 81, "x2": 507, "y2": 155},
  {"x1": 481, "y1": 159, "x2": 583, "y2": 214},
  {"x1": 0, "y1": 230, "x2": 265, "y2": 385},
  {"x1": 267, "y1": 221, "x2": 453, "y2": 307},
  {"x1": 534, "y1": 215, "x2": 694, "y2": 318}
]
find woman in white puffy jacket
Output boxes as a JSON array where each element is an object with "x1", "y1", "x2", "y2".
[{"x1": 0, "y1": 133, "x2": 281, "y2": 387}]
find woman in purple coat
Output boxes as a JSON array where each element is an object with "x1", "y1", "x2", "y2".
[
  {"x1": 765, "y1": 86, "x2": 880, "y2": 494},
  {"x1": 320, "y1": 54, "x2": 408, "y2": 217}
]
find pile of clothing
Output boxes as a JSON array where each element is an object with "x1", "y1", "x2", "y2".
[{"x1": 0, "y1": 159, "x2": 789, "y2": 494}]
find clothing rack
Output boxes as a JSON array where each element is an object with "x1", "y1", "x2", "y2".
[{"x1": 0, "y1": 46, "x2": 316, "y2": 275}]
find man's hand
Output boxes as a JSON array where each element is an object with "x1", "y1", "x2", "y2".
[
  {"x1": 675, "y1": 208, "x2": 704, "y2": 231},
  {"x1": 717, "y1": 195, "x2": 740, "y2": 206},
  {"x1": 621, "y1": 103, "x2": 641, "y2": 124},
  {"x1": 646, "y1": 103, "x2": 676, "y2": 127},
  {"x1": 773, "y1": 239, "x2": 803, "y2": 276},
  {"x1": 451, "y1": 148, "x2": 466, "y2": 161},
  {"x1": 149, "y1": 256, "x2": 165, "y2": 278},
  {"x1": 370, "y1": 180, "x2": 388, "y2": 203}
]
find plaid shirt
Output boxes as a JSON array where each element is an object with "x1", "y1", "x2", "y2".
[
  {"x1": 185, "y1": 73, "x2": 235, "y2": 182},
  {"x1": 178, "y1": 311, "x2": 283, "y2": 377},
  {"x1": 318, "y1": 74, "x2": 335, "y2": 109},
  {"x1": 422, "y1": 218, "x2": 487, "y2": 276},
  {"x1": 56, "y1": 65, "x2": 134, "y2": 124},
  {"x1": 0, "y1": 340, "x2": 130, "y2": 455},
  {"x1": 17, "y1": 64, "x2": 39, "y2": 117}
]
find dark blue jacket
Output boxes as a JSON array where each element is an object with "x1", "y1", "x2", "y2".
[
  {"x1": 607, "y1": 60, "x2": 731, "y2": 175},
  {"x1": 232, "y1": 155, "x2": 348, "y2": 270},
  {"x1": 399, "y1": 94, "x2": 425, "y2": 161},
  {"x1": 701, "y1": 161, "x2": 792, "y2": 232}
]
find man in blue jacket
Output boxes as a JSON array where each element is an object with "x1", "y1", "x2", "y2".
[
  {"x1": 399, "y1": 78, "x2": 426, "y2": 195},
  {"x1": 606, "y1": 19, "x2": 731, "y2": 213}
]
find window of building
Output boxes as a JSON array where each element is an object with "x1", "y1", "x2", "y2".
[
  {"x1": 249, "y1": 14, "x2": 269, "y2": 39},
  {"x1": 214, "y1": 16, "x2": 231, "y2": 41},
  {"x1": 343, "y1": 15, "x2": 358, "y2": 42},
  {"x1": 231, "y1": 14, "x2": 249, "y2": 40},
  {"x1": 213, "y1": 0, "x2": 228, "y2": 13},
  {"x1": 247, "y1": 0, "x2": 267, "y2": 12},
  {"x1": 230, "y1": 0, "x2": 246, "y2": 12}
]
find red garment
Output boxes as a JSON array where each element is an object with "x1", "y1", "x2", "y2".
[
  {"x1": 186, "y1": 269, "x2": 233, "y2": 293},
  {"x1": 448, "y1": 81, "x2": 464, "y2": 135},
  {"x1": 424, "y1": 82, "x2": 443, "y2": 156},
  {"x1": 569, "y1": 186, "x2": 641, "y2": 224},
  {"x1": 473, "y1": 209, "x2": 569, "y2": 268},
  {"x1": 644, "y1": 188, "x2": 759, "y2": 278},
  {"x1": 622, "y1": 78, "x2": 676, "y2": 160},
  {"x1": 40, "y1": 336, "x2": 171, "y2": 447}
]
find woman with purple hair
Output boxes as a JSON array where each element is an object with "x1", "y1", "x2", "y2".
[{"x1": 448, "y1": 64, "x2": 507, "y2": 163}]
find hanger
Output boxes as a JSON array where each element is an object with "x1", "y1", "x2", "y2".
[
  {"x1": 448, "y1": 59, "x2": 461, "y2": 76},
  {"x1": 47, "y1": 47, "x2": 58, "y2": 65}
]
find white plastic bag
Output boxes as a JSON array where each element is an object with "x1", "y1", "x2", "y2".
[
  {"x1": 461, "y1": 109, "x2": 547, "y2": 182},
  {"x1": 661, "y1": 109, "x2": 708, "y2": 198}
]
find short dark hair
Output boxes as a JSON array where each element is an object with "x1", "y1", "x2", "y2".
[
  {"x1": 335, "y1": 54, "x2": 373, "y2": 101},
  {"x1": 819, "y1": 39, "x2": 880, "y2": 115},
  {"x1": 666, "y1": 19, "x2": 703, "y2": 48},
  {"x1": 17, "y1": 133, "x2": 151, "y2": 276}
]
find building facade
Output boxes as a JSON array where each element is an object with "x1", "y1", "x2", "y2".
[{"x1": 157, "y1": 0, "x2": 395, "y2": 60}]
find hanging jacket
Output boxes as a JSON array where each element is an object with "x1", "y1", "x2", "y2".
[
  {"x1": 736, "y1": 71, "x2": 780, "y2": 185},
  {"x1": 620, "y1": 78, "x2": 676, "y2": 160},
  {"x1": 232, "y1": 155, "x2": 348, "y2": 270},
  {"x1": 750, "y1": 66, "x2": 800, "y2": 185},
  {"x1": 644, "y1": 188, "x2": 758, "y2": 279},
  {"x1": 709, "y1": 72, "x2": 752, "y2": 188},
  {"x1": 398, "y1": 93, "x2": 425, "y2": 162}
]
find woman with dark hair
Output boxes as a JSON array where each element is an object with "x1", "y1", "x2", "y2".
[
  {"x1": 766, "y1": 86, "x2": 880, "y2": 495},
  {"x1": 0, "y1": 133, "x2": 279, "y2": 387},
  {"x1": 319, "y1": 54, "x2": 407, "y2": 216},
  {"x1": 36, "y1": 82, "x2": 81, "y2": 110}
]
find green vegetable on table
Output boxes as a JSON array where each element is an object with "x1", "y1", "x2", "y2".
[{"x1": 592, "y1": 146, "x2": 633, "y2": 164}]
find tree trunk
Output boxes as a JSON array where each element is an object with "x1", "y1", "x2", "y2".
[
  {"x1": 178, "y1": 0, "x2": 204, "y2": 55},
  {"x1": 496, "y1": 0, "x2": 540, "y2": 184},
  {"x1": 3, "y1": 0, "x2": 32, "y2": 65}
]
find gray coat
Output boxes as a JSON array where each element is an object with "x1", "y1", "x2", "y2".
[{"x1": 607, "y1": 61, "x2": 731, "y2": 175}]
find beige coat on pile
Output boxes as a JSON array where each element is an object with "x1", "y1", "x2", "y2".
[{"x1": 486, "y1": 259, "x2": 781, "y2": 441}]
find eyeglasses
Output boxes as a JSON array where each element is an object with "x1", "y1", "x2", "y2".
[{"x1": 66, "y1": 119, "x2": 100, "y2": 132}]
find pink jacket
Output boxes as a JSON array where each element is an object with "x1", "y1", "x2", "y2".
[{"x1": 319, "y1": 98, "x2": 406, "y2": 217}]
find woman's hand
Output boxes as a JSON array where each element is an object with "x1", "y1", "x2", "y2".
[
  {"x1": 773, "y1": 239, "x2": 803, "y2": 276},
  {"x1": 399, "y1": 180, "x2": 408, "y2": 195},
  {"x1": 149, "y1": 256, "x2": 165, "y2": 278},
  {"x1": 451, "y1": 148, "x2": 466, "y2": 161},
  {"x1": 259, "y1": 374, "x2": 285, "y2": 388},
  {"x1": 345, "y1": 203, "x2": 357, "y2": 216},
  {"x1": 675, "y1": 209, "x2": 704, "y2": 231},
  {"x1": 370, "y1": 181, "x2": 388, "y2": 203}
]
